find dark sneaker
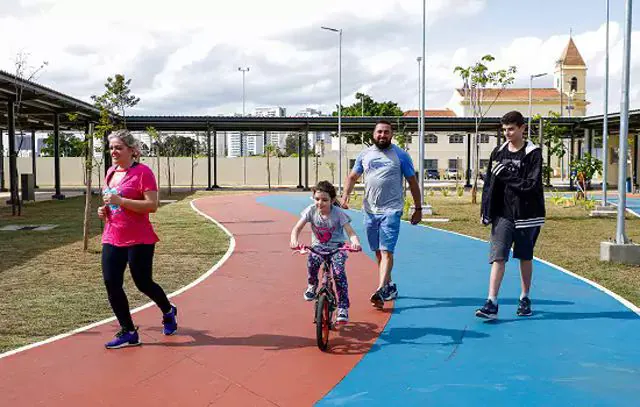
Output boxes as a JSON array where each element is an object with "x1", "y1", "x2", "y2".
[
  {"x1": 336, "y1": 308, "x2": 349, "y2": 324},
  {"x1": 370, "y1": 289, "x2": 385, "y2": 309},
  {"x1": 517, "y1": 297, "x2": 533, "y2": 316},
  {"x1": 105, "y1": 328, "x2": 141, "y2": 349},
  {"x1": 162, "y1": 305, "x2": 178, "y2": 336},
  {"x1": 383, "y1": 282, "x2": 398, "y2": 301},
  {"x1": 303, "y1": 284, "x2": 317, "y2": 301},
  {"x1": 475, "y1": 299, "x2": 499, "y2": 320}
]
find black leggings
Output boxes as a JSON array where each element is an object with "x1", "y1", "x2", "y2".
[{"x1": 102, "y1": 244, "x2": 172, "y2": 331}]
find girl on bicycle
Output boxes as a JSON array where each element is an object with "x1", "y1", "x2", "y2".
[{"x1": 290, "y1": 181, "x2": 361, "y2": 323}]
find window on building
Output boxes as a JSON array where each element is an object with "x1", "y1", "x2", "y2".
[
  {"x1": 480, "y1": 159, "x2": 490, "y2": 170},
  {"x1": 424, "y1": 159, "x2": 438, "y2": 170},
  {"x1": 479, "y1": 134, "x2": 490, "y2": 143},
  {"x1": 448, "y1": 159, "x2": 459, "y2": 169},
  {"x1": 449, "y1": 134, "x2": 464, "y2": 144},
  {"x1": 570, "y1": 76, "x2": 578, "y2": 92},
  {"x1": 425, "y1": 134, "x2": 438, "y2": 144}
]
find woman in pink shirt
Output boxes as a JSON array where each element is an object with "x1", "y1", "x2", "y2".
[{"x1": 98, "y1": 129, "x2": 177, "y2": 349}]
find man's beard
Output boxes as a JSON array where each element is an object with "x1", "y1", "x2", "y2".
[{"x1": 373, "y1": 138, "x2": 391, "y2": 149}]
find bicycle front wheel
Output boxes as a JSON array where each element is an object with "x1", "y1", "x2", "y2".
[{"x1": 315, "y1": 293, "x2": 331, "y2": 351}]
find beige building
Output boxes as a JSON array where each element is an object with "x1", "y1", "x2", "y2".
[{"x1": 394, "y1": 37, "x2": 590, "y2": 180}]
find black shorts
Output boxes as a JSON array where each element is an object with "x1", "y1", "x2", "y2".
[{"x1": 489, "y1": 217, "x2": 540, "y2": 263}]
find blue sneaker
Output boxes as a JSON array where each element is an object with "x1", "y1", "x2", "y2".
[
  {"x1": 162, "y1": 305, "x2": 178, "y2": 336},
  {"x1": 105, "y1": 328, "x2": 141, "y2": 349},
  {"x1": 475, "y1": 299, "x2": 499, "y2": 320},
  {"x1": 383, "y1": 282, "x2": 398, "y2": 301}
]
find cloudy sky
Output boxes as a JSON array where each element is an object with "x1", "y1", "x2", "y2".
[{"x1": 1, "y1": 0, "x2": 638, "y2": 116}]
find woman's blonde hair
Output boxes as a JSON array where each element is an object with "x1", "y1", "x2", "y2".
[{"x1": 108, "y1": 129, "x2": 141, "y2": 159}]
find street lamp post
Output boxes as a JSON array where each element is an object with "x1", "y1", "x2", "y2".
[
  {"x1": 603, "y1": 0, "x2": 610, "y2": 206},
  {"x1": 321, "y1": 26, "x2": 342, "y2": 195},
  {"x1": 528, "y1": 73, "x2": 548, "y2": 140},
  {"x1": 616, "y1": 0, "x2": 633, "y2": 244},
  {"x1": 418, "y1": 0, "x2": 426, "y2": 205},
  {"x1": 238, "y1": 66, "x2": 249, "y2": 185}
]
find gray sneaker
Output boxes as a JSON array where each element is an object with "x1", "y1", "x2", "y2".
[{"x1": 382, "y1": 282, "x2": 398, "y2": 301}]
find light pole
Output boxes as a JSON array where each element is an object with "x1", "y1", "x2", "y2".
[
  {"x1": 602, "y1": 0, "x2": 610, "y2": 206},
  {"x1": 238, "y1": 66, "x2": 249, "y2": 185},
  {"x1": 528, "y1": 72, "x2": 547, "y2": 140},
  {"x1": 321, "y1": 26, "x2": 342, "y2": 195},
  {"x1": 418, "y1": 0, "x2": 426, "y2": 205},
  {"x1": 616, "y1": 0, "x2": 633, "y2": 244},
  {"x1": 417, "y1": 55, "x2": 423, "y2": 178}
]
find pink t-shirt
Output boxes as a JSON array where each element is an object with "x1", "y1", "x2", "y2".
[{"x1": 102, "y1": 163, "x2": 160, "y2": 247}]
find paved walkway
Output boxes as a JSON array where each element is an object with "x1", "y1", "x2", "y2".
[
  {"x1": 0, "y1": 193, "x2": 388, "y2": 406},
  {"x1": 1, "y1": 192, "x2": 639, "y2": 406},
  {"x1": 261, "y1": 194, "x2": 640, "y2": 406}
]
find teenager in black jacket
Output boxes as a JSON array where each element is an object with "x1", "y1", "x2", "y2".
[{"x1": 476, "y1": 111, "x2": 546, "y2": 320}]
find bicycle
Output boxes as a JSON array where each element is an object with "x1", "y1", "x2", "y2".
[{"x1": 292, "y1": 243, "x2": 361, "y2": 351}]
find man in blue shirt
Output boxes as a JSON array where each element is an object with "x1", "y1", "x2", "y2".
[{"x1": 339, "y1": 120, "x2": 423, "y2": 308}]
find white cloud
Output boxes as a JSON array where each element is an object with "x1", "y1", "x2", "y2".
[{"x1": 16, "y1": 0, "x2": 640, "y2": 119}]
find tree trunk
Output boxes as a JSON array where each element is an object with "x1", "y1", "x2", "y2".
[
  {"x1": 155, "y1": 146, "x2": 161, "y2": 199},
  {"x1": 190, "y1": 152, "x2": 195, "y2": 192},
  {"x1": 83, "y1": 133, "x2": 94, "y2": 251},
  {"x1": 166, "y1": 155, "x2": 172, "y2": 196},
  {"x1": 266, "y1": 150, "x2": 271, "y2": 190}
]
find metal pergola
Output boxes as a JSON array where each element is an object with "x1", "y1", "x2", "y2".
[
  {"x1": 0, "y1": 70, "x2": 100, "y2": 204},
  {"x1": 4, "y1": 66, "x2": 640, "y2": 198}
]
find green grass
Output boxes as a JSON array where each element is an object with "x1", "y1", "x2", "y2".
[
  {"x1": 351, "y1": 189, "x2": 640, "y2": 307},
  {"x1": 0, "y1": 191, "x2": 230, "y2": 353}
]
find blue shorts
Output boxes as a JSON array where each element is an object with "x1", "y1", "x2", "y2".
[{"x1": 364, "y1": 211, "x2": 402, "y2": 253}]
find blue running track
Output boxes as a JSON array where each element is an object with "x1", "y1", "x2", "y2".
[{"x1": 258, "y1": 194, "x2": 640, "y2": 407}]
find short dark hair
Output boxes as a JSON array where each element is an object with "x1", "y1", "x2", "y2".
[
  {"x1": 312, "y1": 180, "x2": 337, "y2": 200},
  {"x1": 501, "y1": 111, "x2": 525, "y2": 127},
  {"x1": 375, "y1": 119, "x2": 393, "y2": 128}
]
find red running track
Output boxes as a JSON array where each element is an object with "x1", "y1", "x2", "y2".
[{"x1": 0, "y1": 193, "x2": 390, "y2": 406}]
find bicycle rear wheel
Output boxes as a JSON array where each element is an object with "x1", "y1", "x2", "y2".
[{"x1": 315, "y1": 293, "x2": 331, "y2": 351}]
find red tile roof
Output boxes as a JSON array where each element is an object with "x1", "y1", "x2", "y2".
[
  {"x1": 559, "y1": 38, "x2": 586, "y2": 66},
  {"x1": 403, "y1": 109, "x2": 457, "y2": 117},
  {"x1": 455, "y1": 88, "x2": 562, "y2": 101}
]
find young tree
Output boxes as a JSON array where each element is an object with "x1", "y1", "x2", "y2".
[
  {"x1": 454, "y1": 55, "x2": 517, "y2": 203},
  {"x1": 8, "y1": 52, "x2": 48, "y2": 215},
  {"x1": 264, "y1": 143, "x2": 277, "y2": 190},
  {"x1": 85, "y1": 74, "x2": 140, "y2": 250},
  {"x1": 326, "y1": 162, "x2": 336, "y2": 184},
  {"x1": 531, "y1": 112, "x2": 569, "y2": 186}
]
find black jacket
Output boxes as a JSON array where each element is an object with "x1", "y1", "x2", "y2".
[{"x1": 481, "y1": 140, "x2": 546, "y2": 229}]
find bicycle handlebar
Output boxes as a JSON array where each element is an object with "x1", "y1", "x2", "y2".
[{"x1": 291, "y1": 244, "x2": 361, "y2": 257}]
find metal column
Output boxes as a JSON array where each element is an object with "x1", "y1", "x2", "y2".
[{"x1": 52, "y1": 113, "x2": 65, "y2": 199}]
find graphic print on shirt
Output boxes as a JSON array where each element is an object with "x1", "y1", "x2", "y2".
[
  {"x1": 499, "y1": 157, "x2": 522, "y2": 174},
  {"x1": 368, "y1": 157, "x2": 391, "y2": 171},
  {"x1": 311, "y1": 224, "x2": 335, "y2": 244},
  {"x1": 103, "y1": 186, "x2": 123, "y2": 215}
]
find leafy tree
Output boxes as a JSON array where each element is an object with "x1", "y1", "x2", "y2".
[
  {"x1": 332, "y1": 92, "x2": 403, "y2": 146},
  {"x1": 91, "y1": 74, "x2": 140, "y2": 170},
  {"x1": 454, "y1": 55, "x2": 517, "y2": 203},
  {"x1": 40, "y1": 132, "x2": 85, "y2": 157},
  {"x1": 570, "y1": 153, "x2": 603, "y2": 199},
  {"x1": 284, "y1": 133, "x2": 310, "y2": 156},
  {"x1": 531, "y1": 112, "x2": 570, "y2": 186}
]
